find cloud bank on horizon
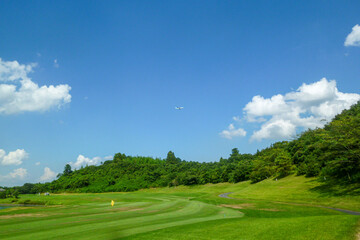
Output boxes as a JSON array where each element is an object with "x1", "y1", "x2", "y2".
[
  {"x1": 221, "y1": 78, "x2": 360, "y2": 141},
  {"x1": 0, "y1": 58, "x2": 71, "y2": 114},
  {"x1": 70, "y1": 154, "x2": 113, "y2": 169},
  {"x1": 0, "y1": 168, "x2": 28, "y2": 183},
  {"x1": 0, "y1": 147, "x2": 58, "y2": 184}
]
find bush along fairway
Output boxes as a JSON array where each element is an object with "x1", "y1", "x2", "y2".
[{"x1": 1, "y1": 177, "x2": 360, "y2": 240}]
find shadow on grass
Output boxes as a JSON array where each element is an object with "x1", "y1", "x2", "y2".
[{"x1": 309, "y1": 179, "x2": 360, "y2": 197}]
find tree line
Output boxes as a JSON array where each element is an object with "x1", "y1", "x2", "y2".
[{"x1": 5, "y1": 101, "x2": 360, "y2": 195}]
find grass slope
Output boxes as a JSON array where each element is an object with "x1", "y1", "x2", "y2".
[
  {"x1": 229, "y1": 175, "x2": 360, "y2": 211},
  {"x1": 0, "y1": 176, "x2": 359, "y2": 239},
  {"x1": 140, "y1": 175, "x2": 360, "y2": 211}
]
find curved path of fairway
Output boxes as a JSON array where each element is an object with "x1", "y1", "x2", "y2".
[{"x1": 0, "y1": 194, "x2": 244, "y2": 240}]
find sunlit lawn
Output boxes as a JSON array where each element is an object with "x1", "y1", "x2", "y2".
[{"x1": 0, "y1": 176, "x2": 359, "y2": 240}]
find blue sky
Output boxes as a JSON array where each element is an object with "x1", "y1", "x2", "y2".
[{"x1": 1, "y1": 0, "x2": 360, "y2": 186}]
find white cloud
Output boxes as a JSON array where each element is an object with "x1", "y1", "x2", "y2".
[
  {"x1": 39, "y1": 167, "x2": 57, "y2": 182},
  {"x1": 220, "y1": 124, "x2": 247, "y2": 139},
  {"x1": 285, "y1": 79, "x2": 338, "y2": 107},
  {"x1": 35, "y1": 162, "x2": 41, "y2": 166},
  {"x1": 0, "y1": 149, "x2": 5, "y2": 159},
  {"x1": 244, "y1": 94, "x2": 288, "y2": 121},
  {"x1": 0, "y1": 168, "x2": 28, "y2": 181},
  {"x1": 0, "y1": 58, "x2": 36, "y2": 82},
  {"x1": 0, "y1": 149, "x2": 28, "y2": 166},
  {"x1": 242, "y1": 78, "x2": 360, "y2": 141},
  {"x1": 0, "y1": 58, "x2": 71, "y2": 114},
  {"x1": 345, "y1": 24, "x2": 360, "y2": 47},
  {"x1": 104, "y1": 155, "x2": 113, "y2": 160},
  {"x1": 8, "y1": 168, "x2": 28, "y2": 179},
  {"x1": 250, "y1": 119, "x2": 296, "y2": 142},
  {"x1": 70, "y1": 155, "x2": 102, "y2": 168}
]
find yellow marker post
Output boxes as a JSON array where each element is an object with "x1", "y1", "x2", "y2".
[{"x1": 111, "y1": 200, "x2": 114, "y2": 207}]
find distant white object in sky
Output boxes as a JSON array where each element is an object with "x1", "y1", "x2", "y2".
[{"x1": 175, "y1": 106, "x2": 184, "y2": 110}]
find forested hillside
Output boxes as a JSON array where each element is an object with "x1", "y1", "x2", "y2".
[{"x1": 4, "y1": 101, "x2": 359, "y2": 195}]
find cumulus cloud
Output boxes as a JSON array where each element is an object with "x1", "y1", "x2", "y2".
[
  {"x1": 244, "y1": 78, "x2": 360, "y2": 141},
  {"x1": 70, "y1": 155, "x2": 103, "y2": 168},
  {"x1": 0, "y1": 58, "x2": 36, "y2": 82},
  {"x1": 9, "y1": 168, "x2": 28, "y2": 179},
  {"x1": 35, "y1": 162, "x2": 41, "y2": 166},
  {"x1": 39, "y1": 167, "x2": 57, "y2": 182},
  {"x1": 0, "y1": 149, "x2": 28, "y2": 166},
  {"x1": 0, "y1": 168, "x2": 28, "y2": 180},
  {"x1": 244, "y1": 94, "x2": 288, "y2": 122},
  {"x1": 0, "y1": 58, "x2": 71, "y2": 114},
  {"x1": 250, "y1": 119, "x2": 296, "y2": 142},
  {"x1": 220, "y1": 124, "x2": 247, "y2": 139},
  {"x1": 345, "y1": 24, "x2": 360, "y2": 47}
]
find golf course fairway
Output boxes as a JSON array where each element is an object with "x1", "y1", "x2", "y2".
[{"x1": 1, "y1": 176, "x2": 359, "y2": 239}]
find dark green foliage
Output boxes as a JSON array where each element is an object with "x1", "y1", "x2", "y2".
[
  {"x1": 19, "y1": 183, "x2": 36, "y2": 194},
  {"x1": 63, "y1": 164, "x2": 73, "y2": 176},
  {"x1": 13, "y1": 190, "x2": 19, "y2": 199},
  {"x1": 289, "y1": 101, "x2": 360, "y2": 182},
  {"x1": 320, "y1": 107, "x2": 360, "y2": 182},
  {"x1": 166, "y1": 151, "x2": 181, "y2": 164},
  {"x1": 274, "y1": 149, "x2": 293, "y2": 178},
  {"x1": 229, "y1": 159, "x2": 253, "y2": 183},
  {"x1": 13, "y1": 150, "x2": 257, "y2": 193},
  {"x1": 1, "y1": 188, "x2": 20, "y2": 199},
  {"x1": 0, "y1": 191, "x2": 6, "y2": 199}
]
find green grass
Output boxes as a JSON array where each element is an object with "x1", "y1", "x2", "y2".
[
  {"x1": 140, "y1": 175, "x2": 360, "y2": 211},
  {"x1": 0, "y1": 176, "x2": 359, "y2": 239},
  {"x1": 228, "y1": 175, "x2": 360, "y2": 212}
]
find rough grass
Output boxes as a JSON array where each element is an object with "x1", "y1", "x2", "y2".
[{"x1": 0, "y1": 175, "x2": 359, "y2": 239}]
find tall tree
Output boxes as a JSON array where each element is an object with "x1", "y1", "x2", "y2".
[
  {"x1": 166, "y1": 151, "x2": 180, "y2": 164},
  {"x1": 63, "y1": 164, "x2": 73, "y2": 176}
]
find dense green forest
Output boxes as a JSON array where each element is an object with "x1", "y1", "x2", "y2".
[{"x1": 2, "y1": 101, "x2": 359, "y2": 195}]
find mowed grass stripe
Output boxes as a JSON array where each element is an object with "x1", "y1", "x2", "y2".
[
  {"x1": 113, "y1": 208, "x2": 242, "y2": 239},
  {"x1": 0, "y1": 199, "x2": 183, "y2": 236},
  {"x1": 0, "y1": 197, "x2": 176, "y2": 226},
  {"x1": 126, "y1": 215, "x2": 358, "y2": 240},
  {"x1": 42, "y1": 201, "x2": 242, "y2": 240},
  {"x1": 0, "y1": 203, "x2": 228, "y2": 239},
  {"x1": 1, "y1": 199, "x2": 243, "y2": 240},
  {"x1": 0, "y1": 202, "x2": 155, "y2": 229}
]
